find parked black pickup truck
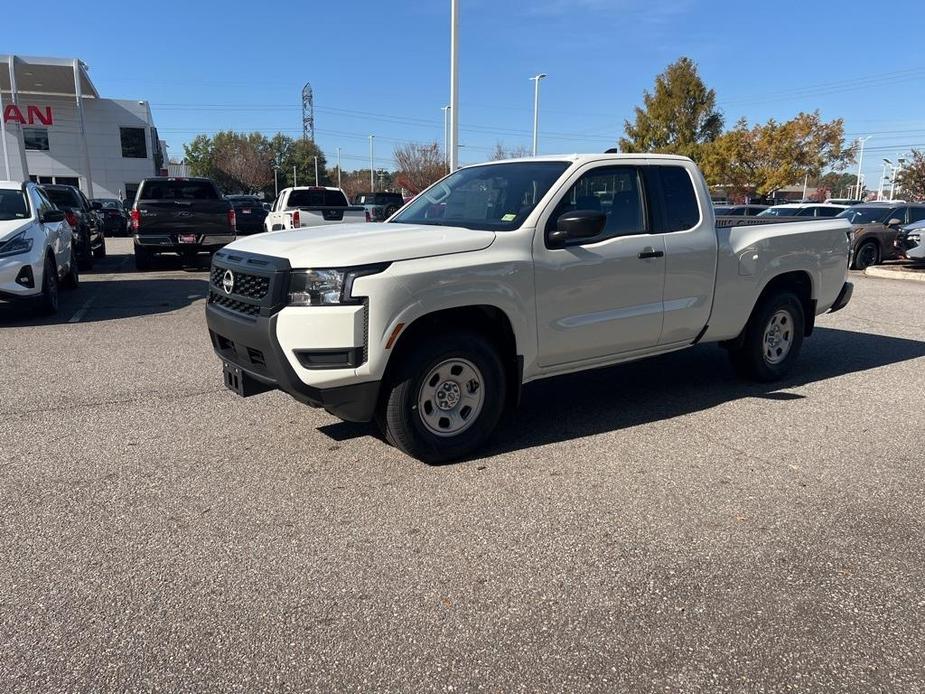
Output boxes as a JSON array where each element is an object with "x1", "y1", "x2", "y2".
[{"x1": 130, "y1": 177, "x2": 236, "y2": 270}]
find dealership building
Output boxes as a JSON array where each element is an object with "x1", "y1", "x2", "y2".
[{"x1": 0, "y1": 55, "x2": 164, "y2": 202}]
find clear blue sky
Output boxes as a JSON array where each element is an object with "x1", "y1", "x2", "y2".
[{"x1": 6, "y1": 0, "x2": 925, "y2": 187}]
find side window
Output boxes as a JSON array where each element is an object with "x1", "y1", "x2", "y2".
[
  {"x1": 796, "y1": 207, "x2": 815, "y2": 217},
  {"x1": 816, "y1": 207, "x2": 840, "y2": 218},
  {"x1": 909, "y1": 207, "x2": 925, "y2": 224},
  {"x1": 547, "y1": 166, "x2": 646, "y2": 241},
  {"x1": 656, "y1": 166, "x2": 700, "y2": 231},
  {"x1": 889, "y1": 207, "x2": 907, "y2": 224},
  {"x1": 31, "y1": 188, "x2": 52, "y2": 220}
]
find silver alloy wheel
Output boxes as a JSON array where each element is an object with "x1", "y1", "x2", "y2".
[
  {"x1": 417, "y1": 358, "x2": 485, "y2": 437},
  {"x1": 763, "y1": 309, "x2": 794, "y2": 365}
]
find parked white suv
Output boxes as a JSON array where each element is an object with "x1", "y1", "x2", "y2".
[
  {"x1": 0, "y1": 181, "x2": 78, "y2": 314},
  {"x1": 206, "y1": 155, "x2": 853, "y2": 462}
]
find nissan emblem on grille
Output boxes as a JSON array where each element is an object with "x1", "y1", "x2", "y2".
[{"x1": 222, "y1": 270, "x2": 235, "y2": 295}]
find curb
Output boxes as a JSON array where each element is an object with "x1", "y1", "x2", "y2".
[{"x1": 864, "y1": 266, "x2": 925, "y2": 283}]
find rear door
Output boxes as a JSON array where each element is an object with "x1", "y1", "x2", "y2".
[{"x1": 135, "y1": 179, "x2": 229, "y2": 236}]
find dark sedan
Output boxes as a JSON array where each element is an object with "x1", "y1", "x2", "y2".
[
  {"x1": 225, "y1": 195, "x2": 268, "y2": 235},
  {"x1": 92, "y1": 198, "x2": 130, "y2": 237}
]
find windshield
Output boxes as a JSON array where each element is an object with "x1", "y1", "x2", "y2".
[
  {"x1": 836, "y1": 206, "x2": 894, "y2": 224},
  {"x1": 94, "y1": 199, "x2": 122, "y2": 209},
  {"x1": 0, "y1": 189, "x2": 29, "y2": 221},
  {"x1": 757, "y1": 207, "x2": 799, "y2": 217},
  {"x1": 391, "y1": 161, "x2": 570, "y2": 231}
]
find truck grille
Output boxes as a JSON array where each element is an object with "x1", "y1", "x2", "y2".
[
  {"x1": 208, "y1": 291, "x2": 261, "y2": 317},
  {"x1": 210, "y1": 267, "x2": 270, "y2": 299}
]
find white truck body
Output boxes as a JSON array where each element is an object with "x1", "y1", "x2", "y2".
[
  {"x1": 206, "y1": 154, "x2": 853, "y2": 462},
  {"x1": 264, "y1": 186, "x2": 366, "y2": 233}
]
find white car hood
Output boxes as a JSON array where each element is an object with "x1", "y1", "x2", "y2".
[
  {"x1": 225, "y1": 222, "x2": 496, "y2": 267},
  {"x1": 0, "y1": 218, "x2": 31, "y2": 242}
]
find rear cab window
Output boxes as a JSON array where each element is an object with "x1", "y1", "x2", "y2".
[
  {"x1": 288, "y1": 189, "x2": 349, "y2": 208},
  {"x1": 139, "y1": 180, "x2": 220, "y2": 201}
]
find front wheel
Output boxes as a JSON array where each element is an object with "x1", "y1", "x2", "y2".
[
  {"x1": 377, "y1": 333, "x2": 506, "y2": 464},
  {"x1": 39, "y1": 256, "x2": 60, "y2": 315},
  {"x1": 730, "y1": 291, "x2": 805, "y2": 382},
  {"x1": 852, "y1": 241, "x2": 879, "y2": 271}
]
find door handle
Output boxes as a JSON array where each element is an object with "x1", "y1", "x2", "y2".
[{"x1": 638, "y1": 248, "x2": 664, "y2": 259}]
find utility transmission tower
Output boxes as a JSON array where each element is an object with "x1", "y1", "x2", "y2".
[{"x1": 301, "y1": 83, "x2": 315, "y2": 142}]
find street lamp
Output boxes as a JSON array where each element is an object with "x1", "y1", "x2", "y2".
[
  {"x1": 878, "y1": 159, "x2": 892, "y2": 200},
  {"x1": 442, "y1": 105, "x2": 451, "y2": 172},
  {"x1": 530, "y1": 73, "x2": 548, "y2": 157},
  {"x1": 855, "y1": 136, "x2": 871, "y2": 199},
  {"x1": 369, "y1": 135, "x2": 375, "y2": 192},
  {"x1": 448, "y1": 0, "x2": 459, "y2": 172}
]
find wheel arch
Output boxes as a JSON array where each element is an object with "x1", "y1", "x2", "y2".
[
  {"x1": 726, "y1": 270, "x2": 815, "y2": 349},
  {"x1": 382, "y1": 305, "x2": 523, "y2": 412}
]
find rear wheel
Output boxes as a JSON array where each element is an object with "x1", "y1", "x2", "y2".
[
  {"x1": 63, "y1": 244, "x2": 80, "y2": 289},
  {"x1": 852, "y1": 241, "x2": 879, "y2": 271},
  {"x1": 730, "y1": 291, "x2": 805, "y2": 382},
  {"x1": 39, "y1": 256, "x2": 59, "y2": 315},
  {"x1": 77, "y1": 231, "x2": 94, "y2": 271},
  {"x1": 134, "y1": 244, "x2": 152, "y2": 271},
  {"x1": 377, "y1": 332, "x2": 506, "y2": 464}
]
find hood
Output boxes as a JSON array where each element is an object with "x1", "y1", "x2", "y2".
[
  {"x1": 0, "y1": 219, "x2": 32, "y2": 242},
  {"x1": 226, "y1": 222, "x2": 496, "y2": 267}
]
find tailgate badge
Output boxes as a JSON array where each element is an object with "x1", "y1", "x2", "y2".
[{"x1": 222, "y1": 270, "x2": 235, "y2": 295}]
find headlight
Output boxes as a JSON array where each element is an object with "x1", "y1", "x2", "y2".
[
  {"x1": 909, "y1": 233, "x2": 921, "y2": 242},
  {"x1": 0, "y1": 231, "x2": 34, "y2": 258},
  {"x1": 287, "y1": 264, "x2": 389, "y2": 306}
]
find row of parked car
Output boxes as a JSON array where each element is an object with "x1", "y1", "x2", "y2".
[{"x1": 716, "y1": 199, "x2": 925, "y2": 270}]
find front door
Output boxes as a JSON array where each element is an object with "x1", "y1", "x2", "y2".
[{"x1": 533, "y1": 164, "x2": 666, "y2": 367}]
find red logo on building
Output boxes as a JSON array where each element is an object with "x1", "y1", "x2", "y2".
[{"x1": 3, "y1": 105, "x2": 54, "y2": 126}]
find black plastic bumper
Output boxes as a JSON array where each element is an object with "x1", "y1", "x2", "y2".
[
  {"x1": 829, "y1": 281, "x2": 853, "y2": 314},
  {"x1": 205, "y1": 303, "x2": 380, "y2": 422}
]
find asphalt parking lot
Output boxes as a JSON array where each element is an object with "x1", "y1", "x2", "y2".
[{"x1": 1, "y1": 237, "x2": 924, "y2": 692}]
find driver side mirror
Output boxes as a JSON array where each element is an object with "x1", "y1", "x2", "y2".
[
  {"x1": 887, "y1": 218, "x2": 902, "y2": 227},
  {"x1": 547, "y1": 210, "x2": 607, "y2": 248},
  {"x1": 41, "y1": 209, "x2": 66, "y2": 223}
]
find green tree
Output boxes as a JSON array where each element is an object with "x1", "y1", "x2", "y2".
[
  {"x1": 896, "y1": 149, "x2": 925, "y2": 201},
  {"x1": 701, "y1": 112, "x2": 854, "y2": 198},
  {"x1": 183, "y1": 134, "x2": 217, "y2": 179},
  {"x1": 619, "y1": 57, "x2": 723, "y2": 161}
]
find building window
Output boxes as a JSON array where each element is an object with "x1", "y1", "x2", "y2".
[
  {"x1": 55, "y1": 177, "x2": 80, "y2": 189},
  {"x1": 23, "y1": 127, "x2": 50, "y2": 151},
  {"x1": 120, "y1": 127, "x2": 148, "y2": 159}
]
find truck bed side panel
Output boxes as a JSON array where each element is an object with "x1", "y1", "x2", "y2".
[{"x1": 702, "y1": 219, "x2": 851, "y2": 343}]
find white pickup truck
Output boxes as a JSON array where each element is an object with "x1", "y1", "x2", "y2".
[
  {"x1": 206, "y1": 154, "x2": 853, "y2": 463},
  {"x1": 264, "y1": 186, "x2": 367, "y2": 233}
]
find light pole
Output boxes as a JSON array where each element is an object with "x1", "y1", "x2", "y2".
[
  {"x1": 890, "y1": 156, "x2": 906, "y2": 201},
  {"x1": 449, "y1": 0, "x2": 459, "y2": 171},
  {"x1": 337, "y1": 147, "x2": 342, "y2": 189},
  {"x1": 293, "y1": 164, "x2": 297, "y2": 188},
  {"x1": 442, "y1": 105, "x2": 451, "y2": 172},
  {"x1": 273, "y1": 165, "x2": 279, "y2": 197},
  {"x1": 855, "y1": 136, "x2": 871, "y2": 199},
  {"x1": 879, "y1": 159, "x2": 892, "y2": 200},
  {"x1": 369, "y1": 135, "x2": 375, "y2": 192},
  {"x1": 314, "y1": 156, "x2": 319, "y2": 186},
  {"x1": 530, "y1": 73, "x2": 547, "y2": 157}
]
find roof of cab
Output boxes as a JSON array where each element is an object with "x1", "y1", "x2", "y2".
[{"x1": 468, "y1": 153, "x2": 695, "y2": 167}]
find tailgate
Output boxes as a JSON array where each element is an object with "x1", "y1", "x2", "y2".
[
  {"x1": 136, "y1": 199, "x2": 230, "y2": 235},
  {"x1": 296, "y1": 206, "x2": 366, "y2": 225}
]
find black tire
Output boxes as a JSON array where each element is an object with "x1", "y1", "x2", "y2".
[
  {"x1": 77, "y1": 231, "x2": 94, "y2": 271},
  {"x1": 852, "y1": 241, "x2": 879, "y2": 271},
  {"x1": 730, "y1": 291, "x2": 805, "y2": 382},
  {"x1": 93, "y1": 237, "x2": 106, "y2": 259},
  {"x1": 376, "y1": 332, "x2": 506, "y2": 464},
  {"x1": 134, "y1": 244, "x2": 152, "y2": 271},
  {"x1": 39, "y1": 256, "x2": 60, "y2": 315},
  {"x1": 63, "y1": 244, "x2": 80, "y2": 289}
]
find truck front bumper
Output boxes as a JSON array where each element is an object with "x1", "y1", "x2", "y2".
[{"x1": 205, "y1": 303, "x2": 380, "y2": 422}]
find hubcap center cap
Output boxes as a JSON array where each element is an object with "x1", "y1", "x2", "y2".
[{"x1": 434, "y1": 381, "x2": 461, "y2": 410}]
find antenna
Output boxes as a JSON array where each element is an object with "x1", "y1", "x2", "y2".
[{"x1": 301, "y1": 83, "x2": 315, "y2": 142}]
